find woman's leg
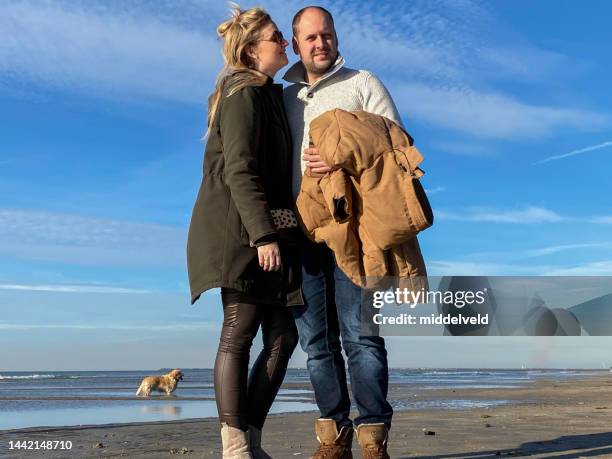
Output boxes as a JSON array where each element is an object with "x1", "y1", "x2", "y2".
[
  {"x1": 214, "y1": 293, "x2": 262, "y2": 431},
  {"x1": 246, "y1": 306, "x2": 298, "y2": 429}
]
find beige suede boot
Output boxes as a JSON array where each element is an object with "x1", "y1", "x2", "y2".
[
  {"x1": 220, "y1": 423, "x2": 253, "y2": 459},
  {"x1": 248, "y1": 425, "x2": 273, "y2": 459},
  {"x1": 355, "y1": 423, "x2": 390, "y2": 459},
  {"x1": 310, "y1": 418, "x2": 353, "y2": 459}
]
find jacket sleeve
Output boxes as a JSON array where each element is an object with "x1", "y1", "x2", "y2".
[
  {"x1": 220, "y1": 86, "x2": 277, "y2": 243},
  {"x1": 361, "y1": 72, "x2": 404, "y2": 127},
  {"x1": 320, "y1": 169, "x2": 352, "y2": 223}
]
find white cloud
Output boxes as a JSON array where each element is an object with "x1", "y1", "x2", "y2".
[
  {"x1": 391, "y1": 83, "x2": 609, "y2": 140},
  {"x1": 524, "y1": 243, "x2": 612, "y2": 257},
  {"x1": 0, "y1": 0, "x2": 221, "y2": 103},
  {"x1": 591, "y1": 216, "x2": 612, "y2": 224},
  {"x1": 533, "y1": 140, "x2": 612, "y2": 165},
  {"x1": 0, "y1": 0, "x2": 607, "y2": 148},
  {"x1": 327, "y1": 1, "x2": 610, "y2": 140},
  {"x1": 0, "y1": 284, "x2": 150, "y2": 294},
  {"x1": 437, "y1": 207, "x2": 612, "y2": 226},
  {"x1": 451, "y1": 242, "x2": 612, "y2": 266},
  {"x1": 436, "y1": 206, "x2": 565, "y2": 224},
  {"x1": 0, "y1": 209, "x2": 185, "y2": 266},
  {"x1": 427, "y1": 260, "x2": 546, "y2": 276},
  {"x1": 429, "y1": 258, "x2": 612, "y2": 276},
  {"x1": 430, "y1": 141, "x2": 494, "y2": 156},
  {"x1": 476, "y1": 45, "x2": 568, "y2": 82},
  {"x1": 0, "y1": 322, "x2": 216, "y2": 331},
  {"x1": 544, "y1": 261, "x2": 612, "y2": 276},
  {"x1": 332, "y1": 0, "x2": 489, "y2": 86},
  {"x1": 425, "y1": 186, "x2": 445, "y2": 194}
]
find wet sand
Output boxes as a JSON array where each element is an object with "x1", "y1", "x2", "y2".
[{"x1": 2, "y1": 372, "x2": 612, "y2": 458}]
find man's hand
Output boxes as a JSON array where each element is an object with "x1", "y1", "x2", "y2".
[
  {"x1": 303, "y1": 147, "x2": 332, "y2": 178},
  {"x1": 257, "y1": 242, "x2": 281, "y2": 272}
]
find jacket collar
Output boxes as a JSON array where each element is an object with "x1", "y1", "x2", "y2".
[
  {"x1": 283, "y1": 55, "x2": 345, "y2": 90},
  {"x1": 226, "y1": 68, "x2": 274, "y2": 86}
]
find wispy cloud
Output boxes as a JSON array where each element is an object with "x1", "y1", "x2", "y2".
[
  {"x1": 0, "y1": 0, "x2": 222, "y2": 103},
  {"x1": 437, "y1": 206, "x2": 612, "y2": 225},
  {"x1": 431, "y1": 141, "x2": 494, "y2": 157},
  {"x1": 427, "y1": 260, "x2": 547, "y2": 276},
  {"x1": 437, "y1": 206, "x2": 565, "y2": 224},
  {"x1": 451, "y1": 242, "x2": 612, "y2": 267},
  {"x1": 425, "y1": 186, "x2": 446, "y2": 194},
  {"x1": 0, "y1": 322, "x2": 217, "y2": 331},
  {"x1": 475, "y1": 45, "x2": 569, "y2": 82},
  {"x1": 0, "y1": 0, "x2": 607, "y2": 145},
  {"x1": 429, "y1": 258, "x2": 612, "y2": 276},
  {"x1": 533, "y1": 141, "x2": 612, "y2": 165},
  {"x1": 392, "y1": 83, "x2": 608, "y2": 140},
  {"x1": 523, "y1": 243, "x2": 612, "y2": 257},
  {"x1": 328, "y1": 1, "x2": 609, "y2": 140},
  {"x1": 544, "y1": 261, "x2": 612, "y2": 276},
  {"x1": 590, "y1": 216, "x2": 612, "y2": 224},
  {"x1": 0, "y1": 209, "x2": 185, "y2": 266},
  {"x1": 0, "y1": 284, "x2": 150, "y2": 294}
]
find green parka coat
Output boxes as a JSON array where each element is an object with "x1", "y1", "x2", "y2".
[{"x1": 187, "y1": 73, "x2": 302, "y2": 306}]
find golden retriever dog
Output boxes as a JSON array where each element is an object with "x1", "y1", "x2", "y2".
[{"x1": 136, "y1": 369, "x2": 184, "y2": 397}]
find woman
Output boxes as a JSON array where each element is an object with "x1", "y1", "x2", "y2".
[{"x1": 187, "y1": 5, "x2": 301, "y2": 459}]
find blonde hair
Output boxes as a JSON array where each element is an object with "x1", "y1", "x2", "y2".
[{"x1": 207, "y1": 3, "x2": 271, "y2": 132}]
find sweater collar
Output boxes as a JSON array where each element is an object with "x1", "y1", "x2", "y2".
[{"x1": 283, "y1": 55, "x2": 345, "y2": 89}]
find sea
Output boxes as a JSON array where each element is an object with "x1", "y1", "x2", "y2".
[{"x1": 0, "y1": 369, "x2": 598, "y2": 431}]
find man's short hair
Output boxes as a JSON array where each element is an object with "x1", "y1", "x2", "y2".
[{"x1": 291, "y1": 6, "x2": 335, "y2": 37}]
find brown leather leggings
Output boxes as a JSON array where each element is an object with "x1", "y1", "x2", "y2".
[{"x1": 214, "y1": 290, "x2": 298, "y2": 431}]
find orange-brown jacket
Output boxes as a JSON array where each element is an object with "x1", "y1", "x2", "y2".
[{"x1": 296, "y1": 109, "x2": 433, "y2": 291}]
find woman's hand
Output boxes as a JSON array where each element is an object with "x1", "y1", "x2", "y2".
[{"x1": 257, "y1": 242, "x2": 281, "y2": 272}]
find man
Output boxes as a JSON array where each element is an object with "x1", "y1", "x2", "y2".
[{"x1": 283, "y1": 6, "x2": 401, "y2": 459}]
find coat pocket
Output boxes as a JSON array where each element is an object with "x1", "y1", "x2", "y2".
[{"x1": 227, "y1": 199, "x2": 252, "y2": 247}]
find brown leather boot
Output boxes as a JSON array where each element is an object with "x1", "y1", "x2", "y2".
[
  {"x1": 356, "y1": 423, "x2": 390, "y2": 459},
  {"x1": 310, "y1": 418, "x2": 353, "y2": 459}
]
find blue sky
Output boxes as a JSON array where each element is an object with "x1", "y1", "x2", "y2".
[{"x1": 1, "y1": 0, "x2": 611, "y2": 370}]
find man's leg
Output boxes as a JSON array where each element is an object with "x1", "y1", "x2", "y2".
[
  {"x1": 292, "y1": 242, "x2": 352, "y2": 427},
  {"x1": 333, "y1": 262, "x2": 393, "y2": 429}
]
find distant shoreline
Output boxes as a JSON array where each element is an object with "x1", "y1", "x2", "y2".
[
  {"x1": 1, "y1": 367, "x2": 609, "y2": 373},
  {"x1": 2, "y1": 372, "x2": 612, "y2": 458}
]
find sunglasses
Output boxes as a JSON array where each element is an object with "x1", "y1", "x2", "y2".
[{"x1": 257, "y1": 30, "x2": 285, "y2": 45}]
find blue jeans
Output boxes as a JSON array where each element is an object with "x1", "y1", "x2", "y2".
[{"x1": 292, "y1": 242, "x2": 393, "y2": 428}]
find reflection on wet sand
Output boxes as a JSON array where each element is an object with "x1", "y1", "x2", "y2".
[{"x1": 141, "y1": 405, "x2": 182, "y2": 416}]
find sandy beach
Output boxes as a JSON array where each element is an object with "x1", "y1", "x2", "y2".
[{"x1": 2, "y1": 372, "x2": 612, "y2": 458}]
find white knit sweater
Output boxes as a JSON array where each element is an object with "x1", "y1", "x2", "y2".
[{"x1": 283, "y1": 56, "x2": 402, "y2": 198}]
